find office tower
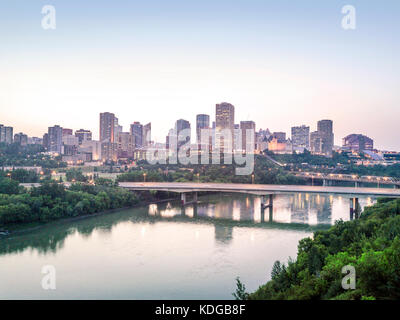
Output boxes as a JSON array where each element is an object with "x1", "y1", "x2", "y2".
[
  {"x1": 114, "y1": 117, "x2": 122, "y2": 140},
  {"x1": 62, "y1": 128, "x2": 73, "y2": 136},
  {"x1": 0, "y1": 125, "x2": 13, "y2": 144},
  {"x1": 196, "y1": 114, "x2": 210, "y2": 143},
  {"x1": 100, "y1": 112, "x2": 116, "y2": 143},
  {"x1": 42, "y1": 133, "x2": 49, "y2": 149},
  {"x1": 317, "y1": 120, "x2": 334, "y2": 156},
  {"x1": 14, "y1": 132, "x2": 28, "y2": 146},
  {"x1": 175, "y1": 119, "x2": 191, "y2": 148},
  {"x1": 130, "y1": 122, "x2": 143, "y2": 148},
  {"x1": 117, "y1": 132, "x2": 134, "y2": 158},
  {"x1": 142, "y1": 122, "x2": 151, "y2": 147},
  {"x1": 75, "y1": 129, "x2": 92, "y2": 145},
  {"x1": 343, "y1": 134, "x2": 374, "y2": 152},
  {"x1": 216, "y1": 102, "x2": 235, "y2": 151},
  {"x1": 291, "y1": 125, "x2": 310, "y2": 149},
  {"x1": 240, "y1": 121, "x2": 256, "y2": 152},
  {"x1": 310, "y1": 131, "x2": 322, "y2": 154},
  {"x1": 48, "y1": 125, "x2": 63, "y2": 153}
]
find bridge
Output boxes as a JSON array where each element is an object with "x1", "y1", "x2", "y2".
[
  {"x1": 293, "y1": 171, "x2": 400, "y2": 188},
  {"x1": 119, "y1": 182, "x2": 400, "y2": 219}
]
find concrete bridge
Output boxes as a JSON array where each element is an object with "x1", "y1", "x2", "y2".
[
  {"x1": 294, "y1": 171, "x2": 400, "y2": 188},
  {"x1": 119, "y1": 182, "x2": 400, "y2": 219}
]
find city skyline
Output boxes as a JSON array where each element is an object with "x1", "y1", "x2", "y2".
[{"x1": 1, "y1": 1, "x2": 400, "y2": 150}]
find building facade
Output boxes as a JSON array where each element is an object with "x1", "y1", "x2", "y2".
[
  {"x1": 216, "y1": 102, "x2": 235, "y2": 151},
  {"x1": 239, "y1": 121, "x2": 256, "y2": 152},
  {"x1": 100, "y1": 112, "x2": 116, "y2": 143},
  {"x1": 48, "y1": 125, "x2": 63, "y2": 154},
  {"x1": 75, "y1": 129, "x2": 92, "y2": 145},
  {"x1": 291, "y1": 125, "x2": 310, "y2": 150},
  {"x1": 343, "y1": 134, "x2": 373, "y2": 152}
]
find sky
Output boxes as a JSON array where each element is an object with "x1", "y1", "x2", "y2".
[{"x1": 0, "y1": 0, "x2": 399, "y2": 150}]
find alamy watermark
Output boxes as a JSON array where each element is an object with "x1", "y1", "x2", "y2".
[
  {"x1": 41, "y1": 5, "x2": 56, "y2": 30},
  {"x1": 342, "y1": 5, "x2": 356, "y2": 30},
  {"x1": 41, "y1": 265, "x2": 56, "y2": 290},
  {"x1": 341, "y1": 265, "x2": 356, "y2": 290},
  {"x1": 146, "y1": 128, "x2": 255, "y2": 176}
]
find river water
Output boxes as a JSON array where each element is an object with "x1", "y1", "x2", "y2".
[{"x1": 0, "y1": 193, "x2": 374, "y2": 299}]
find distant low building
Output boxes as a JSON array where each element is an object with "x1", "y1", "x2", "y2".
[
  {"x1": 14, "y1": 132, "x2": 28, "y2": 146},
  {"x1": 342, "y1": 134, "x2": 373, "y2": 152}
]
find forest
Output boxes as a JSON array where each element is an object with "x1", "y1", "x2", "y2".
[{"x1": 244, "y1": 198, "x2": 400, "y2": 300}]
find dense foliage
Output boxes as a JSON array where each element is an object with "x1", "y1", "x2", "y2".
[
  {"x1": 117, "y1": 155, "x2": 306, "y2": 185},
  {"x1": 248, "y1": 198, "x2": 400, "y2": 300},
  {"x1": 336, "y1": 164, "x2": 400, "y2": 178},
  {"x1": 0, "y1": 178, "x2": 139, "y2": 226},
  {"x1": 269, "y1": 150, "x2": 352, "y2": 167},
  {"x1": 0, "y1": 143, "x2": 66, "y2": 168}
]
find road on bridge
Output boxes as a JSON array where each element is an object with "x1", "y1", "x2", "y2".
[{"x1": 118, "y1": 182, "x2": 400, "y2": 198}]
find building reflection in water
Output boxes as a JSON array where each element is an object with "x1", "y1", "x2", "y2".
[{"x1": 148, "y1": 194, "x2": 376, "y2": 243}]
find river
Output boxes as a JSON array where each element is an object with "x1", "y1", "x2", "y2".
[{"x1": 0, "y1": 193, "x2": 374, "y2": 299}]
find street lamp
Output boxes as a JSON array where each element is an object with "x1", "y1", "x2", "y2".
[
  {"x1": 251, "y1": 173, "x2": 255, "y2": 184},
  {"x1": 196, "y1": 173, "x2": 200, "y2": 183},
  {"x1": 143, "y1": 172, "x2": 147, "y2": 182}
]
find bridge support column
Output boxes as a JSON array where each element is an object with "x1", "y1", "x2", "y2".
[
  {"x1": 181, "y1": 193, "x2": 187, "y2": 206},
  {"x1": 323, "y1": 179, "x2": 327, "y2": 187},
  {"x1": 355, "y1": 181, "x2": 359, "y2": 188},
  {"x1": 261, "y1": 194, "x2": 274, "y2": 222},
  {"x1": 350, "y1": 198, "x2": 360, "y2": 220}
]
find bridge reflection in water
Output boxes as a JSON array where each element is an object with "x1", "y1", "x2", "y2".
[{"x1": 148, "y1": 193, "x2": 375, "y2": 226}]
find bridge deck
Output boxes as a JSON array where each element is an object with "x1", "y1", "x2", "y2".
[{"x1": 119, "y1": 182, "x2": 400, "y2": 198}]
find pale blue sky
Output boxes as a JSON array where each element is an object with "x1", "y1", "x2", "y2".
[{"x1": 0, "y1": 0, "x2": 399, "y2": 150}]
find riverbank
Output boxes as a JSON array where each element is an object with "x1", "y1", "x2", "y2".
[{"x1": 0, "y1": 197, "x2": 179, "y2": 236}]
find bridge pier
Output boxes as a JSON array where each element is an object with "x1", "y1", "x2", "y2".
[
  {"x1": 181, "y1": 192, "x2": 198, "y2": 206},
  {"x1": 261, "y1": 194, "x2": 274, "y2": 222},
  {"x1": 355, "y1": 181, "x2": 359, "y2": 188},
  {"x1": 350, "y1": 198, "x2": 360, "y2": 220}
]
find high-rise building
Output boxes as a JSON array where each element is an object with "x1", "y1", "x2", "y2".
[
  {"x1": 175, "y1": 119, "x2": 191, "y2": 148},
  {"x1": 0, "y1": 125, "x2": 13, "y2": 144},
  {"x1": 291, "y1": 125, "x2": 310, "y2": 149},
  {"x1": 14, "y1": 132, "x2": 28, "y2": 146},
  {"x1": 100, "y1": 112, "x2": 116, "y2": 143},
  {"x1": 216, "y1": 102, "x2": 235, "y2": 151},
  {"x1": 75, "y1": 129, "x2": 92, "y2": 145},
  {"x1": 343, "y1": 134, "x2": 373, "y2": 152},
  {"x1": 48, "y1": 125, "x2": 63, "y2": 153},
  {"x1": 240, "y1": 121, "x2": 256, "y2": 152},
  {"x1": 142, "y1": 122, "x2": 151, "y2": 147},
  {"x1": 130, "y1": 122, "x2": 143, "y2": 148},
  {"x1": 310, "y1": 120, "x2": 334, "y2": 156},
  {"x1": 196, "y1": 114, "x2": 210, "y2": 143}
]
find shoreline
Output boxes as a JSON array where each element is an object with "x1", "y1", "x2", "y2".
[{"x1": 0, "y1": 197, "x2": 179, "y2": 237}]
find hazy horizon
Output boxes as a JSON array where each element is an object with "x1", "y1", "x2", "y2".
[{"x1": 1, "y1": 0, "x2": 399, "y2": 150}]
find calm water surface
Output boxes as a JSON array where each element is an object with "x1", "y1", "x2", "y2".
[{"x1": 0, "y1": 193, "x2": 374, "y2": 299}]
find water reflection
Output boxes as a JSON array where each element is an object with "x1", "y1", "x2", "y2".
[
  {"x1": 0, "y1": 193, "x2": 374, "y2": 255},
  {"x1": 149, "y1": 193, "x2": 374, "y2": 226},
  {"x1": 0, "y1": 193, "x2": 377, "y2": 299}
]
